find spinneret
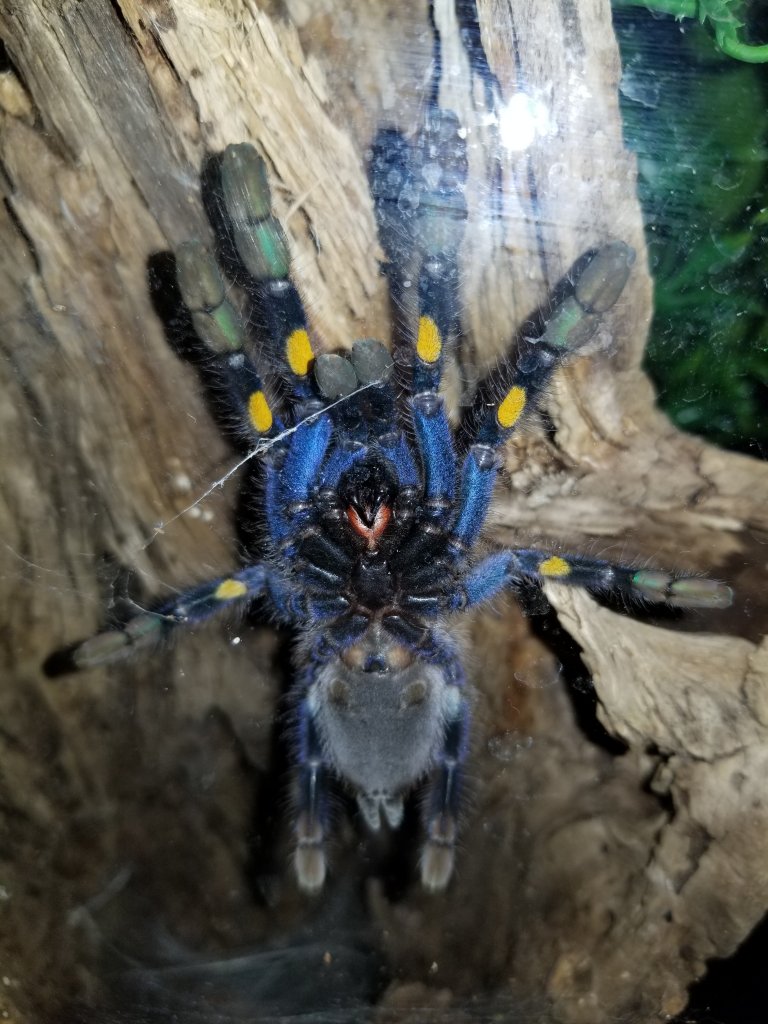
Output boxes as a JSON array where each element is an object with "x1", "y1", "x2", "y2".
[{"x1": 61, "y1": 112, "x2": 732, "y2": 893}]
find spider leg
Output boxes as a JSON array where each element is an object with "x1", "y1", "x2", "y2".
[
  {"x1": 262, "y1": 411, "x2": 333, "y2": 550},
  {"x1": 380, "y1": 112, "x2": 468, "y2": 555},
  {"x1": 293, "y1": 694, "x2": 332, "y2": 893},
  {"x1": 219, "y1": 144, "x2": 317, "y2": 402},
  {"x1": 435, "y1": 244, "x2": 637, "y2": 558},
  {"x1": 421, "y1": 687, "x2": 470, "y2": 892},
  {"x1": 452, "y1": 548, "x2": 733, "y2": 610},
  {"x1": 391, "y1": 277, "x2": 461, "y2": 568},
  {"x1": 407, "y1": 112, "x2": 467, "y2": 521},
  {"x1": 411, "y1": 109, "x2": 467, "y2": 395},
  {"x1": 174, "y1": 240, "x2": 281, "y2": 446},
  {"x1": 468, "y1": 242, "x2": 635, "y2": 450},
  {"x1": 67, "y1": 565, "x2": 274, "y2": 670}
]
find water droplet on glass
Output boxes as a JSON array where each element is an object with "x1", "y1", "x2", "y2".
[{"x1": 488, "y1": 732, "x2": 534, "y2": 762}]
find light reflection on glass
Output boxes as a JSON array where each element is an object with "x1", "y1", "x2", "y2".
[{"x1": 498, "y1": 92, "x2": 553, "y2": 151}]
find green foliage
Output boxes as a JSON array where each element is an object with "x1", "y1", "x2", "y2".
[
  {"x1": 613, "y1": 0, "x2": 768, "y2": 62},
  {"x1": 615, "y1": 10, "x2": 768, "y2": 455}
]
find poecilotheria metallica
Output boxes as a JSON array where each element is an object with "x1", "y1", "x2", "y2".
[{"x1": 60, "y1": 111, "x2": 732, "y2": 893}]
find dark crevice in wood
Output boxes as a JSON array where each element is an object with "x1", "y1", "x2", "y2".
[
  {"x1": 2, "y1": 196, "x2": 41, "y2": 276},
  {"x1": 684, "y1": 909, "x2": 768, "y2": 1023},
  {"x1": 528, "y1": 604, "x2": 629, "y2": 758}
]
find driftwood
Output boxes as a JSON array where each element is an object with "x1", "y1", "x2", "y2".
[{"x1": 0, "y1": 1, "x2": 766, "y2": 1021}]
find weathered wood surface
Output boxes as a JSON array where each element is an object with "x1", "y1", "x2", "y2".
[{"x1": 0, "y1": 1, "x2": 766, "y2": 1021}]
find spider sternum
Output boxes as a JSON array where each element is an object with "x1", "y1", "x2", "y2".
[{"x1": 350, "y1": 552, "x2": 395, "y2": 608}]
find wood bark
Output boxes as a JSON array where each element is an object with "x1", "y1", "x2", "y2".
[{"x1": 0, "y1": 1, "x2": 766, "y2": 1022}]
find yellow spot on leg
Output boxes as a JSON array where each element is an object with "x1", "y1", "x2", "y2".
[
  {"x1": 496, "y1": 386, "x2": 527, "y2": 429},
  {"x1": 215, "y1": 578, "x2": 248, "y2": 600},
  {"x1": 416, "y1": 316, "x2": 442, "y2": 364},
  {"x1": 286, "y1": 328, "x2": 314, "y2": 376},
  {"x1": 538, "y1": 556, "x2": 571, "y2": 578},
  {"x1": 248, "y1": 390, "x2": 273, "y2": 433}
]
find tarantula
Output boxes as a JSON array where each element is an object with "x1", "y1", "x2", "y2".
[{"x1": 64, "y1": 111, "x2": 731, "y2": 893}]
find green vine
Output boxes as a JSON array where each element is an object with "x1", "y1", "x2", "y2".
[{"x1": 612, "y1": 0, "x2": 768, "y2": 61}]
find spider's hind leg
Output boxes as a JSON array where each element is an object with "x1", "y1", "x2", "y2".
[
  {"x1": 293, "y1": 695, "x2": 332, "y2": 893},
  {"x1": 421, "y1": 685, "x2": 470, "y2": 892}
]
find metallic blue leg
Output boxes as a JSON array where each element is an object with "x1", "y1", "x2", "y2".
[
  {"x1": 280, "y1": 413, "x2": 333, "y2": 508},
  {"x1": 447, "y1": 444, "x2": 499, "y2": 554},
  {"x1": 378, "y1": 431, "x2": 420, "y2": 489},
  {"x1": 451, "y1": 549, "x2": 733, "y2": 610},
  {"x1": 410, "y1": 393, "x2": 456, "y2": 518}
]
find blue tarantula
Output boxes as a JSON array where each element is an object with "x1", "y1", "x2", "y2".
[{"x1": 67, "y1": 112, "x2": 732, "y2": 893}]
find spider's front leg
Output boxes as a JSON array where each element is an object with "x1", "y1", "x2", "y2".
[
  {"x1": 58, "y1": 146, "x2": 324, "y2": 674},
  {"x1": 174, "y1": 142, "x2": 321, "y2": 448}
]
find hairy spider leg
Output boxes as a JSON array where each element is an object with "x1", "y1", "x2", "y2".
[
  {"x1": 69, "y1": 566, "x2": 271, "y2": 670},
  {"x1": 175, "y1": 144, "x2": 323, "y2": 441},
  {"x1": 220, "y1": 144, "x2": 316, "y2": 402},
  {"x1": 432, "y1": 243, "x2": 627, "y2": 559},
  {"x1": 265, "y1": 413, "x2": 333, "y2": 546},
  {"x1": 446, "y1": 243, "x2": 732, "y2": 611},
  {"x1": 388, "y1": 252, "x2": 465, "y2": 567},
  {"x1": 468, "y1": 241, "x2": 636, "y2": 449},
  {"x1": 453, "y1": 549, "x2": 733, "y2": 611},
  {"x1": 408, "y1": 108, "x2": 468, "y2": 524},
  {"x1": 175, "y1": 239, "x2": 282, "y2": 444},
  {"x1": 412, "y1": 109, "x2": 468, "y2": 396},
  {"x1": 293, "y1": 693, "x2": 331, "y2": 892},
  {"x1": 435, "y1": 327, "x2": 568, "y2": 563},
  {"x1": 420, "y1": 683, "x2": 471, "y2": 891}
]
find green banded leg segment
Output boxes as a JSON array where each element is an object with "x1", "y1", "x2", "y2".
[
  {"x1": 471, "y1": 242, "x2": 635, "y2": 448},
  {"x1": 175, "y1": 240, "x2": 279, "y2": 442},
  {"x1": 221, "y1": 144, "x2": 316, "y2": 400},
  {"x1": 513, "y1": 550, "x2": 733, "y2": 609},
  {"x1": 538, "y1": 241, "x2": 635, "y2": 353},
  {"x1": 70, "y1": 568, "x2": 269, "y2": 670}
]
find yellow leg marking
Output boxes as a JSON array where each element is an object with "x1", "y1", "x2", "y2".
[
  {"x1": 416, "y1": 316, "x2": 442, "y2": 364},
  {"x1": 248, "y1": 390, "x2": 273, "y2": 433},
  {"x1": 497, "y1": 385, "x2": 527, "y2": 429},
  {"x1": 286, "y1": 328, "x2": 314, "y2": 376},
  {"x1": 215, "y1": 579, "x2": 248, "y2": 600},
  {"x1": 538, "y1": 556, "x2": 571, "y2": 578}
]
